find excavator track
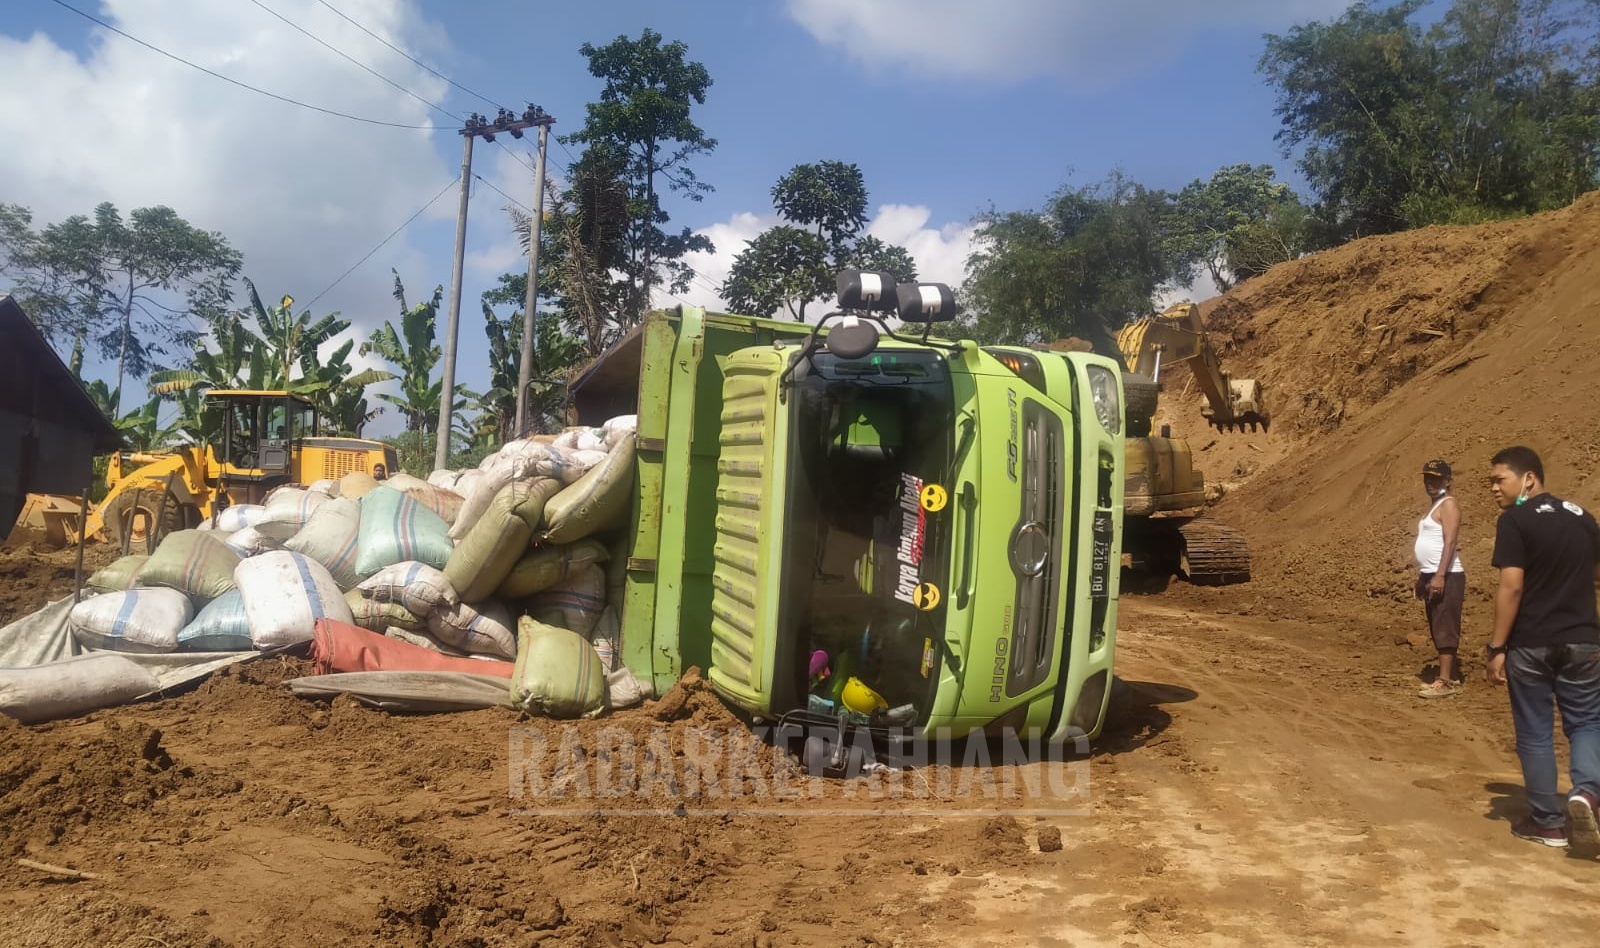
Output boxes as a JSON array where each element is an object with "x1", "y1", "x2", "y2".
[{"x1": 1178, "y1": 517, "x2": 1251, "y2": 586}]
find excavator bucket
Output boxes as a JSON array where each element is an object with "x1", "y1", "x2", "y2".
[
  {"x1": 4, "y1": 493, "x2": 88, "y2": 548},
  {"x1": 1204, "y1": 379, "x2": 1270, "y2": 433}
]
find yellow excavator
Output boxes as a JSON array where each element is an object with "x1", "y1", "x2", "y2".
[
  {"x1": 1051, "y1": 302, "x2": 1266, "y2": 586},
  {"x1": 21, "y1": 390, "x2": 397, "y2": 552}
]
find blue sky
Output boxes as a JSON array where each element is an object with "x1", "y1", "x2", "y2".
[{"x1": 1, "y1": 0, "x2": 1359, "y2": 434}]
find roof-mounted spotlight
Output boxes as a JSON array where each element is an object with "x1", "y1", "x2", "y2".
[{"x1": 835, "y1": 270, "x2": 899, "y2": 313}]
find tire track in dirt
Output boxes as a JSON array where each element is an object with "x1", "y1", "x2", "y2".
[{"x1": 914, "y1": 599, "x2": 1598, "y2": 947}]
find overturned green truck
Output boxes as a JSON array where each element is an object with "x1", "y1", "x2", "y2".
[{"x1": 568, "y1": 273, "x2": 1124, "y2": 755}]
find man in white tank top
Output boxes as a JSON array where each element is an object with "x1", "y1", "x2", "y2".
[{"x1": 1416, "y1": 459, "x2": 1466, "y2": 696}]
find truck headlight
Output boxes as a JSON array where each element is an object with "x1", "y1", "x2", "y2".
[{"x1": 1086, "y1": 365, "x2": 1121, "y2": 434}]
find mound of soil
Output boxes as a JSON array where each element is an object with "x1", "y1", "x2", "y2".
[
  {"x1": 0, "y1": 541, "x2": 116, "y2": 626},
  {"x1": 1195, "y1": 190, "x2": 1600, "y2": 629}
]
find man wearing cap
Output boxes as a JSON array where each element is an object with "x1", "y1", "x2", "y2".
[{"x1": 1416, "y1": 459, "x2": 1466, "y2": 697}]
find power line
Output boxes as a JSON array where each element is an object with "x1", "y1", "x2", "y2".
[
  {"x1": 316, "y1": 0, "x2": 508, "y2": 114},
  {"x1": 474, "y1": 174, "x2": 533, "y2": 215},
  {"x1": 48, "y1": 0, "x2": 442, "y2": 130},
  {"x1": 495, "y1": 138, "x2": 568, "y2": 181},
  {"x1": 556, "y1": 137, "x2": 581, "y2": 168},
  {"x1": 306, "y1": 176, "x2": 460, "y2": 308},
  {"x1": 247, "y1": 0, "x2": 462, "y2": 123}
]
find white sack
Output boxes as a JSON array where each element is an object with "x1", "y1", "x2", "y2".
[
  {"x1": 214, "y1": 504, "x2": 267, "y2": 533},
  {"x1": 0, "y1": 654, "x2": 162, "y2": 723},
  {"x1": 355, "y1": 561, "x2": 459, "y2": 617},
  {"x1": 68, "y1": 588, "x2": 193, "y2": 653},
  {"x1": 235, "y1": 551, "x2": 352, "y2": 649},
  {"x1": 224, "y1": 525, "x2": 282, "y2": 557},
  {"x1": 255, "y1": 489, "x2": 330, "y2": 541},
  {"x1": 427, "y1": 599, "x2": 516, "y2": 659}
]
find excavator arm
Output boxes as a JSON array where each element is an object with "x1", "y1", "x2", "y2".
[{"x1": 1114, "y1": 303, "x2": 1268, "y2": 432}]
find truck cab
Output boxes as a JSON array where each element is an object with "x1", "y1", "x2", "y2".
[{"x1": 568, "y1": 272, "x2": 1123, "y2": 747}]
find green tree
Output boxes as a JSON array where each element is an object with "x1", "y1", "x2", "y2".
[
  {"x1": 963, "y1": 173, "x2": 1183, "y2": 345},
  {"x1": 361, "y1": 273, "x2": 466, "y2": 466},
  {"x1": 722, "y1": 161, "x2": 918, "y2": 321},
  {"x1": 150, "y1": 280, "x2": 390, "y2": 437},
  {"x1": 1261, "y1": 0, "x2": 1600, "y2": 237},
  {"x1": 1167, "y1": 164, "x2": 1317, "y2": 291},
  {"x1": 564, "y1": 28, "x2": 717, "y2": 323},
  {"x1": 770, "y1": 160, "x2": 870, "y2": 256},
  {"x1": 479, "y1": 272, "x2": 587, "y2": 442},
  {"x1": 720, "y1": 226, "x2": 833, "y2": 321},
  {"x1": 0, "y1": 202, "x2": 242, "y2": 410}
]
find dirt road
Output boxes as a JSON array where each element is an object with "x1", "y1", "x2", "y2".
[{"x1": 4, "y1": 595, "x2": 1593, "y2": 947}]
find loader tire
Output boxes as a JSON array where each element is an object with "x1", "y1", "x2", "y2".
[{"x1": 103, "y1": 489, "x2": 184, "y2": 555}]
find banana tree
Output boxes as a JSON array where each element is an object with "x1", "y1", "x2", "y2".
[
  {"x1": 113, "y1": 394, "x2": 180, "y2": 451},
  {"x1": 361, "y1": 272, "x2": 469, "y2": 463},
  {"x1": 151, "y1": 282, "x2": 389, "y2": 435},
  {"x1": 297, "y1": 336, "x2": 392, "y2": 435}
]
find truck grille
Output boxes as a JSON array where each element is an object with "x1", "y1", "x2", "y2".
[{"x1": 1007, "y1": 400, "x2": 1064, "y2": 696}]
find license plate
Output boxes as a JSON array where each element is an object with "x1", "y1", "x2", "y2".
[{"x1": 1089, "y1": 511, "x2": 1113, "y2": 599}]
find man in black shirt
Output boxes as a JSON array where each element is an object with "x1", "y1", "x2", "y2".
[{"x1": 1485, "y1": 446, "x2": 1600, "y2": 853}]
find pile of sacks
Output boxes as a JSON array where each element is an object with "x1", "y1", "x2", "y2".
[{"x1": 71, "y1": 414, "x2": 646, "y2": 718}]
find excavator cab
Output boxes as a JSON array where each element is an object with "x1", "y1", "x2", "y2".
[
  {"x1": 215, "y1": 391, "x2": 316, "y2": 493},
  {"x1": 208, "y1": 390, "x2": 397, "y2": 504}
]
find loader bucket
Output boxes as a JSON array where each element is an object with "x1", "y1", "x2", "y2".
[{"x1": 4, "y1": 494, "x2": 87, "y2": 549}]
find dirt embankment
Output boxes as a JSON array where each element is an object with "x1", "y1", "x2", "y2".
[{"x1": 1175, "y1": 192, "x2": 1600, "y2": 632}]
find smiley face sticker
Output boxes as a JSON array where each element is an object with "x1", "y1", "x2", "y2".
[
  {"x1": 919, "y1": 483, "x2": 949, "y2": 513},
  {"x1": 912, "y1": 582, "x2": 942, "y2": 612}
]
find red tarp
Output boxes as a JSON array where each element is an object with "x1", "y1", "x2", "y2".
[{"x1": 309, "y1": 619, "x2": 514, "y2": 679}]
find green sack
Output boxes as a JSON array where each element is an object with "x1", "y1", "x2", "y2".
[
  {"x1": 510, "y1": 617, "x2": 607, "y2": 719},
  {"x1": 87, "y1": 554, "x2": 149, "y2": 592},
  {"x1": 138, "y1": 529, "x2": 241, "y2": 601},
  {"x1": 445, "y1": 478, "x2": 561, "y2": 602},
  {"x1": 541, "y1": 434, "x2": 636, "y2": 544},
  {"x1": 344, "y1": 589, "x2": 427, "y2": 633},
  {"x1": 496, "y1": 538, "x2": 609, "y2": 600},
  {"x1": 355, "y1": 487, "x2": 453, "y2": 578}
]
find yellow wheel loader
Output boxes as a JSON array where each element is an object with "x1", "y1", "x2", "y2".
[{"x1": 58, "y1": 391, "x2": 397, "y2": 552}]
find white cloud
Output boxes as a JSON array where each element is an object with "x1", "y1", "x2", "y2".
[
  {"x1": 466, "y1": 144, "x2": 541, "y2": 280},
  {"x1": 0, "y1": 0, "x2": 456, "y2": 358},
  {"x1": 1155, "y1": 269, "x2": 1222, "y2": 310},
  {"x1": 785, "y1": 0, "x2": 1352, "y2": 85},
  {"x1": 666, "y1": 211, "x2": 779, "y2": 311},
  {"x1": 667, "y1": 206, "x2": 977, "y2": 319},
  {"x1": 866, "y1": 204, "x2": 977, "y2": 288}
]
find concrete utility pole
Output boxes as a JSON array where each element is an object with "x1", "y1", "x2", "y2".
[
  {"x1": 436, "y1": 106, "x2": 552, "y2": 471},
  {"x1": 515, "y1": 109, "x2": 556, "y2": 435}
]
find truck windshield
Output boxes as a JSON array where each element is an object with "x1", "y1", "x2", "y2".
[{"x1": 783, "y1": 350, "x2": 955, "y2": 720}]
